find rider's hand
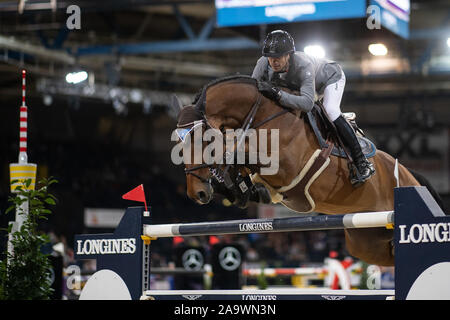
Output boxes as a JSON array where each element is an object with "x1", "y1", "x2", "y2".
[{"x1": 257, "y1": 81, "x2": 281, "y2": 101}]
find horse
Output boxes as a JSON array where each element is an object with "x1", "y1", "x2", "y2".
[{"x1": 174, "y1": 75, "x2": 441, "y2": 266}]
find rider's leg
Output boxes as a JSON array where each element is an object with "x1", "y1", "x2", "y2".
[
  {"x1": 334, "y1": 116, "x2": 375, "y2": 185},
  {"x1": 322, "y1": 71, "x2": 346, "y2": 123},
  {"x1": 323, "y1": 70, "x2": 375, "y2": 186}
]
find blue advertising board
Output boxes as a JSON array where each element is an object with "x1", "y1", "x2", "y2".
[
  {"x1": 215, "y1": 0, "x2": 367, "y2": 27},
  {"x1": 369, "y1": 0, "x2": 409, "y2": 38}
]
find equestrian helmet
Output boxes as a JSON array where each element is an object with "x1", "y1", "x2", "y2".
[{"x1": 262, "y1": 30, "x2": 295, "y2": 57}]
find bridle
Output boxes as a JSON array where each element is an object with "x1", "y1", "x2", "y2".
[
  {"x1": 185, "y1": 163, "x2": 211, "y2": 184},
  {"x1": 179, "y1": 91, "x2": 289, "y2": 187},
  {"x1": 176, "y1": 120, "x2": 212, "y2": 184}
]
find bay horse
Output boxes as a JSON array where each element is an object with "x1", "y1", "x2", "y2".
[{"x1": 175, "y1": 75, "x2": 439, "y2": 266}]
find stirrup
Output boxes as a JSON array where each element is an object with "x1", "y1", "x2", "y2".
[{"x1": 348, "y1": 161, "x2": 375, "y2": 187}]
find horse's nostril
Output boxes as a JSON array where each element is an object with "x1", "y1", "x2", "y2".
[{"x1": 198, "y1": 191, "x2": 207, "y2": 202}]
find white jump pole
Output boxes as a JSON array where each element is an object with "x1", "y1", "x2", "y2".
[{"x1": 143, "y1": 211, "x2": 394, "y2": 238}]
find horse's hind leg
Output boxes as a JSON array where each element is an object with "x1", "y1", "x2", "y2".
[{"x1": 344, "y1": 228, "x2": 394, "y2": 266}]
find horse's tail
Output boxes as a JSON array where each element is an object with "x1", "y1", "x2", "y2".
[{"x1": 408, "y1": 168, "x2": 446, "y2": 213}]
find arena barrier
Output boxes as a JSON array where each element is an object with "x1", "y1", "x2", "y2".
[
  {"x1": 74, "y1": 186, "x2": 450, "y2": 300},
  {"x1": 141, "y1": 289, "x2": 395, "y2": 300}
]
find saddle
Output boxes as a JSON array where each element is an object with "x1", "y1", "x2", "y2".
[
  {"x1": 306, "y1": 103, "x2": 377, "y2": 159},
  {"x1": 270, "y1": 84, "x2": 376, "y2": 160}
]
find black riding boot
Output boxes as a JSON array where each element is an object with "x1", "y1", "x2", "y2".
[{"x1": 334, "y1": 115, "x2": 375, "y2": 187}]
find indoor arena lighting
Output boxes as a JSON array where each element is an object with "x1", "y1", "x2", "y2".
[
  {"x1": 368, "y1": 43, "x2": 388, "y2": 56},
  {"x1": 304, "y1": 45, "x2": 325, "y2": 58},
  {"x1": 65, "y1": 71, "x2": 88, "y2": 84}
]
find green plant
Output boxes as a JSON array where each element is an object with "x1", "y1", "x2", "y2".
[
  {"x1": 256, "y1": 262, "x2": 268, "y2": 289},
  {"x1": 0, "y1": 177, "x2": 57, "y2": 300},
  {"x1": 359, "y1": 261, "x2": 369, "y2": 289}
]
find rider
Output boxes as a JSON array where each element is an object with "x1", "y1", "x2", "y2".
[{"x1": 251, "y1": 30, "x2": 375, "y2": 186}]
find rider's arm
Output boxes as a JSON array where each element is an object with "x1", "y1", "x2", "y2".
[
  {"x1": 278, "y1": 63, "x2": 315, "y2": 112},
  {"x1": 251, "y1": 57, "x2": 267, "y2": 80}
]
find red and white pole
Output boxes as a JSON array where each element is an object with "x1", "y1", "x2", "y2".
[
  {"x1": 8, "y1": 70, "x2": 37, "y2": 258},
  {"x1": 19, "y1": 69, "x2": 28, "y2": 164}
]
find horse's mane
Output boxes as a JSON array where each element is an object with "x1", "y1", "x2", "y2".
[
  {"x1": 194, "y1": 75, "x2": 257, "y2": 111},
  {"x1": 178, "y1": 75, "x2": 258, "y2": 127},
  {"x1": 203, "y1": 74, "x2": 256, "y2": 91}
]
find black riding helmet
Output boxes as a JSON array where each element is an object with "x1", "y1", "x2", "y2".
[{"x1": 262, "y1": 30, "x2": 295, "y2": 57}]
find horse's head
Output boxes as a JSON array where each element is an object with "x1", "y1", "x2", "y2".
[
  {"x1": 173, "y1": 75, "x2": 287, "y2": 206},
  {"x1": 175, "y1": 102, "x2": 214, "y2": 205}
]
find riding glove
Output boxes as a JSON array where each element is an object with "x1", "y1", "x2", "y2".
[{"x1": 257, "y1": 81, "x2": 281, "y2": 101}]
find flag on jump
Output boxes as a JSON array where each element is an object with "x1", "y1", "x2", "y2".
[
  {"x1": 394, "y1": 159, "x2": 399, "y2": 188},
  {"x1": 122, "y1": 184, "x2": 148, "y2": 211}
]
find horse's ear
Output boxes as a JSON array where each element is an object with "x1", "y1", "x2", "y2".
[{"x1": 171, "y1": 94, "x2": 184, "y2": 112}]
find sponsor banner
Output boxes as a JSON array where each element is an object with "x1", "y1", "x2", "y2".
[
  {"x1": 399, "y1": 223, "x2": 450, "y2": 244},
  {"x1": 74, "y1": 206, "x2": 151, "y2": 300},
  {"x1": 394, "y1": 187, "x2": 450, "y2": 300},
  {"x1": 370, "y1": 0, "x2": 409, "y2": 38},
  {"x1": 215, "y1": 0, "x2": 366, "y2": 27},
  {"x1": 145, "y1": 291, "x2": 393, "y2": 300},
  {"x1": 239, "y1": 221, "x2": 274, "y2": 232},
  {"x1": 75, "y1": 238, "x2": 137, "y2": 256}
]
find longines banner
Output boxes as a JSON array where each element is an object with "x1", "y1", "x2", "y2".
[{"x1": 215, "y1": 0, "x2": 367, "y2": 27}]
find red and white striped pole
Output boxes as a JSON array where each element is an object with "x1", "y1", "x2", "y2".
[
  {"x1": 10, "y1": 69, "x2": 36, "y2": 192},
  {"x1": 19, "y1": 69, "x2": 28, "y2": 163},
  {"x1": 8, "y1": 70, "x2": 38, "y2": 258}
]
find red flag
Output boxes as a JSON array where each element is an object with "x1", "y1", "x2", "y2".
[
  {"x1": 122, "y1": 184, "x2": 148, "y2": 211},
  {"x1": 173, "y1": 236, "x2": 184, "y2": 246},
  {"x1": 209, "y1": 236, "x2": 220, "y2": 246}
]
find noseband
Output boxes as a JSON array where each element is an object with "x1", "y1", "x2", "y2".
[{"x1": 185, "y1": 163, "x2": 211, "y2": 184}]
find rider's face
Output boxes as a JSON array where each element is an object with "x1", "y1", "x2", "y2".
[{"x1": 268, "y1": 54, "x2": 290, "y2": 72}]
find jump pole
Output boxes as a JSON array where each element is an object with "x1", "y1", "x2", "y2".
[
  {"x1": 142, "y1": 211, "x2": 393, "y2": 238},
  {"x1": 74, "y1": 186, "x2": 450, "y2": 300}
]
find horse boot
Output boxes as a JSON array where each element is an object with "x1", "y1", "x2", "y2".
[
  {"x1": 241, "y1": 175, "x2": 271, "y2": 204},
  {"x1": 210, "y1": 177, "x2": 236, "y2": 205},
  {"x1": 333, "y1": 115, "x2": 375, "y2": 187},
  {"x1": 249, "y1": 182, "x2": 272, "y2": 204}
]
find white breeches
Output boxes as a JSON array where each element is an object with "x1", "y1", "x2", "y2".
[{"x1": 322, "y1": 72, "x2": 346, "y2": 122}]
